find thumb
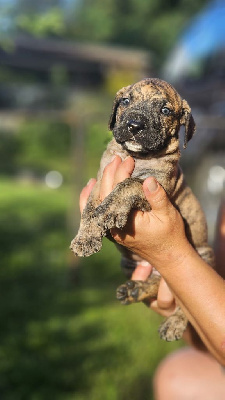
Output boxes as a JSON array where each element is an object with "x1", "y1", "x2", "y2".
[
  {"x1": 143, "y1": 177, "x2": 172, "y2": 214},
  {"x1": 131, "y1": 262, "x2": 153, "y2": 280}
]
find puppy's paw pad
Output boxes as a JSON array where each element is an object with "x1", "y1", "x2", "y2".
[
  {"x1": 116, "y1": 280, "x2": 140, "y2": 304},
  {"x1": 158, "y1": 320, "x2": 184, "y2": 342}
]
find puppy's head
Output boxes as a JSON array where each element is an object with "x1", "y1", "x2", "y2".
[{"x1": 109, "y1": 78, "x2": 195, "y2": 154}]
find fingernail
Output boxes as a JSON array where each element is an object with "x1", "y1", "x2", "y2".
[
  {"x1": 139, "y1": 261, "x2": 151, "y2": 267},
  {"x1": 147, "y1": 178, "x2": 158, "y2": 192}
]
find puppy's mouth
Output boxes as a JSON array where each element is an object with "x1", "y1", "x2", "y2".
[{"x1": 123, "y1": 140, "x2": 145, "y2": 153}]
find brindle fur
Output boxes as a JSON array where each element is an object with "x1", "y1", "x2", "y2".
[{"x1": 70, "y1": 78, "x2": 215, "y2": 341}]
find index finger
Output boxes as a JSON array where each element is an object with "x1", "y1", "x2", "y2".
[
  {"x1": 113, "y1": 156, "x2": 135, "y2": 187},
  {"x1": 99, "y1": 156, "x2": 135, "y2": 201},
  {"x1": 79, "y1": 178, "x2": 96, "y2": 213},
  {"x1": 99, "y1": 156, "x2": 122, "y2": 200}
]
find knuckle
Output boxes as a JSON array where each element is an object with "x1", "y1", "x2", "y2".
[{"x1": 157, "y1": 299, "x2": 172, "y2": 310}]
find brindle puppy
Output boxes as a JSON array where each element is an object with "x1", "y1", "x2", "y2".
[{"x1": 70, "y1": 78, "x2": 214, "y2": 341}]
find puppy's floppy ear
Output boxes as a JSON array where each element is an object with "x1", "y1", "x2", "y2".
[
  {"x1": 108, "y1": 86, "x2": 129, "y2": 131},
  {"x1": 180, "y1": 99, "x2": 196, "y2": 149}
]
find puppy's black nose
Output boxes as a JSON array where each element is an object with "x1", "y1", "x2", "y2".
[{"x1": 127, "y1": 120, "x2": 144, "y2": 135}]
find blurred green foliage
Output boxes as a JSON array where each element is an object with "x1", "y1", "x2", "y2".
[
  {"x1": 0, "y1": 130, "x2": 20, "y2": 174},
  {"x1": 0, "y1": 178, "x2": 182, "y2": 399},
  {"x1": 0, "y1": 120, "x2": 71, "y2": 177},
  {"x1": 17, "y1": 120, "x2": 71, "y2": 177},
  {"x1": 16, "y1": 7, "x2": 65, "y2": 37},
  {"x1": 69, "y1": 0, "x2": 209, "y2": 64},
  {"x1": 0, "y1": 0, "x2": 209, "y2": 64}
]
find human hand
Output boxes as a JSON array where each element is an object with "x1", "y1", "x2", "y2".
[
  {"x1": 91, "y1": 156, "x2": 188, "y2": 270},
  {"x1": 79, "y1": 157, "x2": 177, "y2": 318}
]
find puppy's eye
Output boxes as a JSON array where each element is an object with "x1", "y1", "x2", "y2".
[
  {"x1": 121, "y1": 98, "x2": 130, "y2": 106},
  {"x1": 161, "y1": 106, "x2": 171, "y2": 116}
]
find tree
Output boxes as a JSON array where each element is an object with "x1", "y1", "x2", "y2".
[
  {"x1": 0, "y1": 0, "x2": 209, "y2": 64},
  {"x1": 65, "y1": 0, "x2": 209, "y2": 63}
]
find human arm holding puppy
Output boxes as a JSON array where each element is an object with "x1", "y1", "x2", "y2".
[{"x1": 80, "y1": 155, "x2": 225, "y2": 366}]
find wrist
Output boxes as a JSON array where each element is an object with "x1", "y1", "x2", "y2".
[{"x1": 145, "y1": 238, "x2": 194, "y2": 273}]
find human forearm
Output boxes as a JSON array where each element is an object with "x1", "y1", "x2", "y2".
[
  {"x1": 152, "y1": 244, "x2": 225, "y2": 365},
  {"x1": 111, "y1": 175, "x2": 225, "y2": 364}
]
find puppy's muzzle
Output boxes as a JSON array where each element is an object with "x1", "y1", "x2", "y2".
[
  {"x1": 127, "y1": 119, "x2": 146, "y2": 135},
  {"x1": 114, "y1": 112, "x2": 155, "y2": 153}
]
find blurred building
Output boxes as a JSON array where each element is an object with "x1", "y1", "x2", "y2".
[{"x1": 0, "y1": 36, "x2": 152, "y2": 110}]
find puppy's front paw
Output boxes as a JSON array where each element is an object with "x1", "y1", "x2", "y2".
[
  {"x1": 96, "y1": 208, "x2": 128, "y2": 230},
  {"x1": 70, "y1": 234, "x2": 102, "y2": 257},
  {"x1": 158, "y1": 315, "x2": 186, "y2": 341}
]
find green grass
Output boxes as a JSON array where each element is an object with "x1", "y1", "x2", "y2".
[{"x1": 0, "y1": 178, "x2": 183, "y2": 399}]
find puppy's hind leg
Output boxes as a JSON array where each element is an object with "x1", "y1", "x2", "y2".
[
  {"x1": 117, "y1": 274, "x2": 188, "y2": 341},
  {"x1": 159, "y1": 307, "x2": 188, "y2": 341},
  {"x1": 116, "y1": 274, "x2": 160, "y2": 305}
]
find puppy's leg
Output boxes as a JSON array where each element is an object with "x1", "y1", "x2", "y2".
[
  {"x1": 71, "y1": 177, "x2": 149, "y2": 257},
  {"x1": 95, "y1": 177, "x2": 150, "y2": 230},
  {"x1": 116, "y1": 274, "x2": 161, "y2": 305},
  {"x1": 158, "y1": 307, "x2": 188, "y2": 341},
  {"x1": 70, "y1": 182, "x2": 103, "y2": 257},
  {"x1": 117, "y1": 275, "x2": 188, "y2": 341}
]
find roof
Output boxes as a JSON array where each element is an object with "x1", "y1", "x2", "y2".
[{"x1": 0, "y1": 36, "x2": 151, "y2": 77}]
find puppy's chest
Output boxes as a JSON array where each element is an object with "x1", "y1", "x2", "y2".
[
  {"x1": 99, "y1": 140, "x2": 177, "y2": 190},
  {"x1": 131, "y1": 158, "x2": 167, "y2": 182}
]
